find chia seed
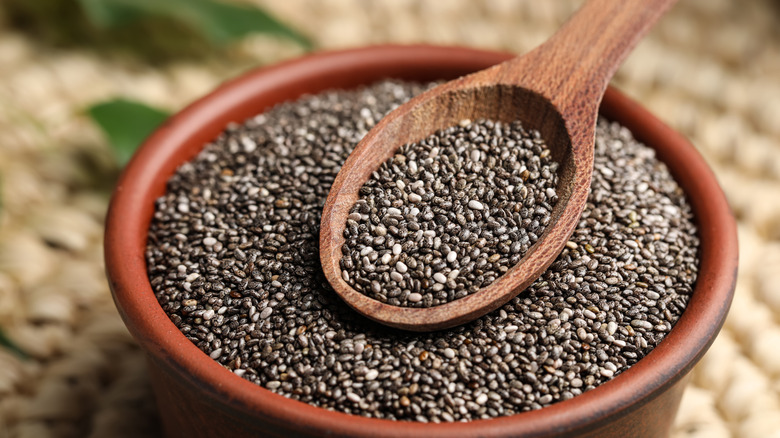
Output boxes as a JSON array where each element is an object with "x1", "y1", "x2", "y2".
[
  {"x1": 146, "y1": 80, "x2": 699, "y2": 422},
  {"x1": 341, "y1": 118, "x2": 559, "y2": 307}
]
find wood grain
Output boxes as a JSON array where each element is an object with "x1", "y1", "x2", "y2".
[{"x1": 320, "y1": 0, "x2": 677, "y2": 331}]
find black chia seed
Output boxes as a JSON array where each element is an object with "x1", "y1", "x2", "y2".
[
  {"x1": 146, "y1": 80, "x2": 699, "y2": 422},
  {"x1": 340, "y1": 119, "x2": 559, "y2": 307}
]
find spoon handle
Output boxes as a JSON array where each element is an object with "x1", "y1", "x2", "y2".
[{"x1": 503, "y1": 0, "x2": 677, "y2": 116}]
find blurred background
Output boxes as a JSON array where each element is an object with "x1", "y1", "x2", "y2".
[{"x1": 0, "y1": 0, "x2": 779, "y2": 437}]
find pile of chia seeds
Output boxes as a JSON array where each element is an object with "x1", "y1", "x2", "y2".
[
  {"x1": 341, "y1": 119, "x2": 559, "y2": 307},
  {"x1": 146, "y1": 81, "x2": 699, "y2": 422}
]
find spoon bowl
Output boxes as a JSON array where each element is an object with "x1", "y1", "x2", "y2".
[
  {"x1": 320, "y1": 83, "x2": 580, "y2": 331},
  {"x1": 320, "y1": 0, "x2": 676, "y2": 331}
]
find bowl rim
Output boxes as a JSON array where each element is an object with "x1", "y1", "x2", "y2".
[{"x1": 104, "y1": 44, "x2": 737, "y2": 437}]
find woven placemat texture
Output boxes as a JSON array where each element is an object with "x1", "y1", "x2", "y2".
[{"x1": 1, "y1": 0, "x2": 779, "y2": 437}]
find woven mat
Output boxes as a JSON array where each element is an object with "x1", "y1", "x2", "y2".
[{"x1": 1, "y1": 1, "x2": 779, "y2": 437}]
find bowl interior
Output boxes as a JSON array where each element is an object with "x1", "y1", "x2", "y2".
[{"x1": 105, "y1": 45, "x2": 737, "y2": 437}]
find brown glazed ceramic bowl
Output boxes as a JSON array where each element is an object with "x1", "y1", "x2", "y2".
[{"x1": 105, "y1": 45, "x2": 737, "y2": 438}]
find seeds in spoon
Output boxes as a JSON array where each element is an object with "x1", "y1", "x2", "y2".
[{"x1": 340, "y1": 119, "x2": 560, "y2": 308}]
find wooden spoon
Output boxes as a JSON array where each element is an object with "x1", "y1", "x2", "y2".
[{"x1": 319, "y1": 0, "x2": 676, "y2": 331}]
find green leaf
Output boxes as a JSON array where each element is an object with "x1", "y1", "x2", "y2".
[
  {"x1": 87, "y1": 99, "x2": 171, "y2": 167},
  {"x1": 77, "y1": 0, "x2": 142, "y2": 27},
  {"x1": 76, "y1": 0, "x2": 312, "y2": 49},
  {"x1": 0, "y1": 327, "x2": 27, "y2": 360}
]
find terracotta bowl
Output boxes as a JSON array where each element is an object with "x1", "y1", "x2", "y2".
[{"x1": 105, "y1": 45, "x2": 737, "y2": 438}]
